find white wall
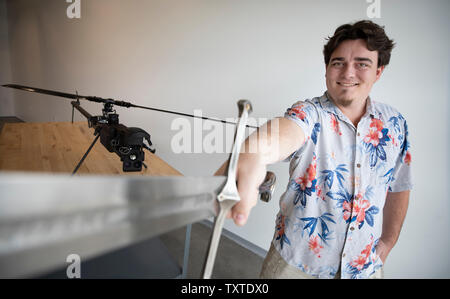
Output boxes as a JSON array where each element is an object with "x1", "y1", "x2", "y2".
[
  {"x1": 4, "y1": 0, "x2": 449, "y2": 278},
  {"x1": 0, "y1": 0, "x2": 13, "y2": 116}
]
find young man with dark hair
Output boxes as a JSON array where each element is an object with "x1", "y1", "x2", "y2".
[{"x1": 218, "y1": 20, "x2": 412, "y2": 279}]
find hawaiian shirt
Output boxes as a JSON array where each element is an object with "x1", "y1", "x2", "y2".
[{"x1": 272, "y1": 92, "x2": 412, "y2": 279}]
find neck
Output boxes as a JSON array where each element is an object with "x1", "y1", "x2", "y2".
[{"x1": 327, "y1": 93, "x2": 368, "y2": 127}]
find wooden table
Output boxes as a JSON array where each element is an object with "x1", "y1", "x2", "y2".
[{"x1": 0, "y1": 121, "x2": 182, "y2": 176}]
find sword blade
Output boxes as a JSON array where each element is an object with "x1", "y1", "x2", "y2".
[{"x1": 0, "y1": 172, "x2": 225, "y2": 278}]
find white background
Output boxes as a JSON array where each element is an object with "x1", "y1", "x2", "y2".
[{"x1": 1, "y1": 0, "x2": 448, "y2": 278}]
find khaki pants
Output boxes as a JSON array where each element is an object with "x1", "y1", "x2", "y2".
[{"x1": 260, "y1": 243, "x2": 384, "y2": 279}]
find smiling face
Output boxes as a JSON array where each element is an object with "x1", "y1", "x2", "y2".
[{"x1": 325, "y1": 39, "x2": 384, "y2": 107}]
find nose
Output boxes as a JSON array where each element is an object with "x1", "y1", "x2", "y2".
[{"x1": 341, "y1": 64, "x2": 355, "y2": 79}]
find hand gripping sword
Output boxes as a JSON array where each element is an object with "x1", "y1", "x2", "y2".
[{"x1": 202, "y1": 99, "x2": 251, "y2": 279}]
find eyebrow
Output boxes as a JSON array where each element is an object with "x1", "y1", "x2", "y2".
[
  {"x1": 355, "y1": 57, "x2": 373, "y2": 64},
  {"x1": 330, "y1": 57, "x2": 345, "y2": 63},
  {"x1": 330, "y1": 57, "x2": 373, "y2": 64}
]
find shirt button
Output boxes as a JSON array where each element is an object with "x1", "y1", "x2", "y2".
[
  {"x1": 350, "y1": 226, "x2": 355, "y2": 231},
  {"x1": 357, "y1": 163, "x2": 361, "y2": 168},
  {"x1": 343, "y1": 253, "x2": 346, "y2": 257},
  {"x1": 357, "y1": 132, "x2": 360, "y2": 136}
]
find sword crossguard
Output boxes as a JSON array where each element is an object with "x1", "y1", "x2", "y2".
[
  {"x1": 202, "y1": 100, "x2": 252, "y2": 279},
  {"x1": 202, "y1": 100, "x2": 277, "y2": 279},
  {"x1": 217, "y1": 100, "x2": 252, "y2": 203}
]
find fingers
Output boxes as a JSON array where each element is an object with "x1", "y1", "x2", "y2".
[
  {"x1": 219, "y1": 160, "x2": 255, "y2": 225},
  {"x1": 227, "y1": 181, "x2": 259, "y2": 226},
  {"x1": 223, "y1": 153, "x2": 267, "y2": 226},
  {"x1": 230, "y1": 198, "x2": 257, "y2": 226},
  {"x1": 226, "y1": 198, "x2": 257, "y2": 226},
  {"x1": 224, "y1": 180, "x2": 259, "y2": 226}
]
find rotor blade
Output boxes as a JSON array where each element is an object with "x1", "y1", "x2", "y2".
[
  {"x1": 0, "y1": 172, "x2": 225, "y2": 278},
  {"x1": 132, "y1": 103, "x2": 255, "y2": 127},
  {"x1": 2, "y1": 84, "x2": 258, "y2": 128},
  {"x1": 2, "y1": 83, "x2": 120, "y2": 106},
  {"x1": 2, "y1": 84, "x2": 86, "y2": 100}
]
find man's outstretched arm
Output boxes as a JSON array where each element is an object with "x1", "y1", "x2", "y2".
[{"x1": 215, "y1": 117, "x2": 305, "y2": 226}]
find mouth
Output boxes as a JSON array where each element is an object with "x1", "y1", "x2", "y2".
[{"x1": 337, "y1": 82, "x2": 359, "y2": 87}]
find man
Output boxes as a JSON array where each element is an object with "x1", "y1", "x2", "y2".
[{"x1": 217, "y1": 20, "x2": 412, "y2": 279}]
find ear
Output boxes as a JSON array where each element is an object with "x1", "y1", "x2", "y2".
[{"x1": 375, "y1": 65, "x2": 385, "y2": 82}]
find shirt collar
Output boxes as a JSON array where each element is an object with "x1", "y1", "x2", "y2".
[
  {"x1": 320, "y1": 91, "x2": 377, "y2": 119},
  {"x1": 364, "y1": 95, "x2": 377, "y2": 117}
]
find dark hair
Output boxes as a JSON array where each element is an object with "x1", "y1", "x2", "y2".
[{"x1": 323, "y1": 20, "x2": 395, "y2": 67}]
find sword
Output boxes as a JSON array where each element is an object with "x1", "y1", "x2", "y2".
[
  {"x1": 202, "y1": 100, "x2": 251, "y2": 279},
  {"x1": 201, "y1": 100, "x2": 277, "y2": 278},
  {"x1": 0, "y1": 173, "x2": 225, "y2": 278},
  {"x1": 0, "y1": 171, "x2": 275, "y2": 278}
]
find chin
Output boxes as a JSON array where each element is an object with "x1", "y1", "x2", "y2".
[
  {"x1": 335, "y1": 97, "x2": 355, "y2": 107},
  {"x1": 328, "y1": 91, "x2": 354, "y2": 106}
]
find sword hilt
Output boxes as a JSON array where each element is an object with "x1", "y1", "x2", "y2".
[{"x1": 259, "y1": 171, "x2": 276, "y2": 202}]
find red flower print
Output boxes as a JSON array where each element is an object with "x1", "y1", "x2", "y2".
[
  {"x1": 343, "y1": 200, "x2": 352, "y2": 222},
  {"x1": 350, "y1": 255, "x2": 368, "y2": 271},
  {"x1": 364, "y1": 128, "x2": 383, "y2": 147},
  {"x1": 353, "y1": 194, "x2": 370, "y2": 224},
  {"x1": 276, "y1": 214, "x2": 291, "y2": 249},
  {"x1": 316, "y1": 185, "x2": 325, "y2": 201},
  {"x1": 370, "y1": 118, "x2": 384, "y2": 131},
  {"x1": 363, "y1": 118, "x2": 390, "y2": 168},
  {"x1": 309, "y1": 236, "x2": 323, "y2": 258},
  {"x1": 277, "y1": 215, "x2": 286, "y2": 239},
  {"x1": 361, "y1": 243, "x2": 372, "y2": 259},
  {"x1": 295, "y1": 158, "x2": 317, "y2": 190},
  {"x1": 364, "y1": 118, "x2": 387, "y2": 147},
  {"x1": 350, "y1": 237, "x2": 374, "y2": 271},
  {"x1": 289, "y1": 105, "x2": 307, "y2": 121},
  {"x1": 290, "y1": 155, "x2": 318, "y2": 207},
  {"x1": 330, "y1": 114, "x2": 342, "y2": 136},
  {"x1": 404, "y1": 151, "x2": 411, "y2": 165},
  {"x1": 343, "y1": 190, "x2": 379, "y2": 229}
]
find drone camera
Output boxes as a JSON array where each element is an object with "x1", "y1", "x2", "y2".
[{"x1": 99, "y1": 123, "x2": 154, "y2": 172}]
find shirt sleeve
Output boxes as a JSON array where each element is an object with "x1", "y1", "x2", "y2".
[
  {"x1": 282, "y1": 100, "x2": 320, "y2": 162},
  {"x1": 284, "y1": 100, "x2": 319, "y2": 141},
  {"x1": 388, "y1": 117, "x2": 413, "y2": 192}
]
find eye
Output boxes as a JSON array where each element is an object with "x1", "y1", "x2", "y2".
[
  {"x1": 358, "y1": 63, "x2": 369, "y2": 68},
  {"x1": 332, "y1": 62, "x2": 343, "y2": 67}
]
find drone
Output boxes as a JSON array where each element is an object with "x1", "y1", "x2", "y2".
[
  {"x1": 3, "y1": 84, "x2": 155, "y2": 174},
  {"x1": 2, "y1": 84, "x2": 257, "y2": 174},
  {"x1": 71, "y1": 97, "x2": 156, "y2": 173}
]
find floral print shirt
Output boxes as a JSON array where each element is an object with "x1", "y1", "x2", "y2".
[{"x1": 273, "y1": 92, "x2": 412, "y2": 279}]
